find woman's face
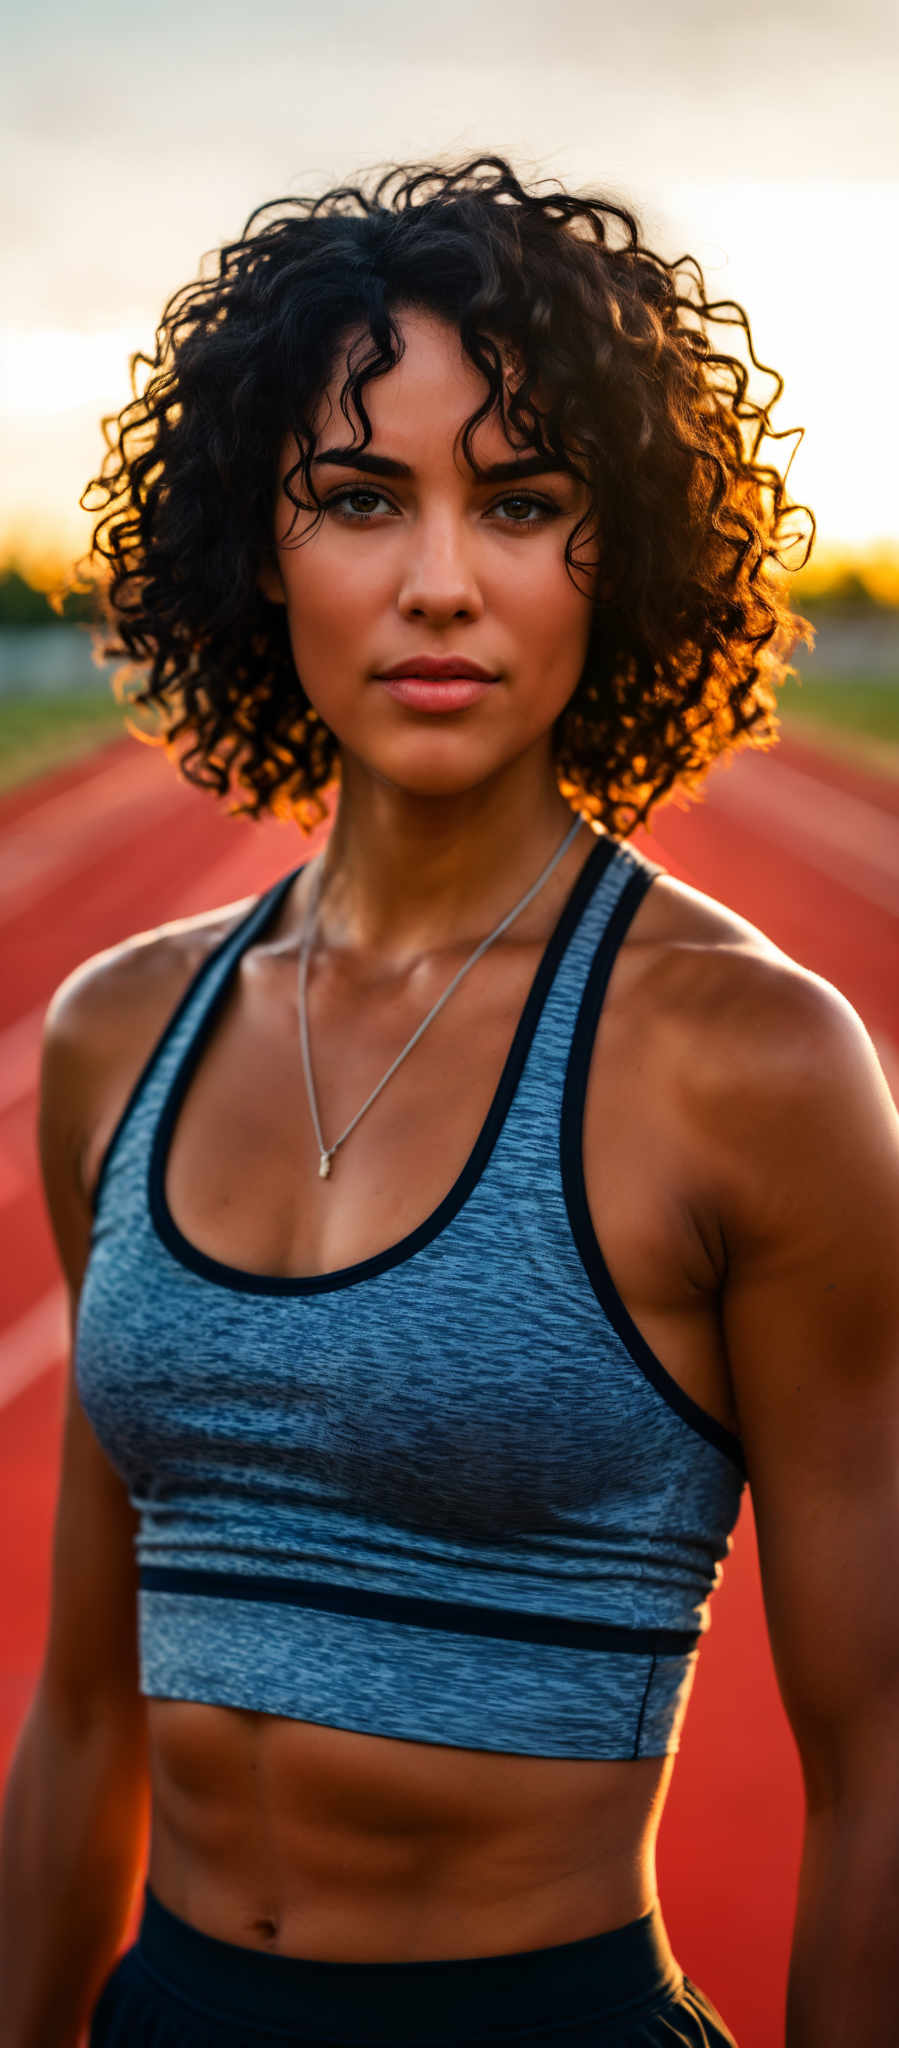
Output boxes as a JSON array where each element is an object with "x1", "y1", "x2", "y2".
[{"x1": 262, "y1": 308, "x2": 597, "y2": 803}]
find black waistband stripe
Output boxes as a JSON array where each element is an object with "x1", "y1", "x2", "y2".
[{"x1": 139, "y1": 1567, "x2": 700, "y2": 1657}]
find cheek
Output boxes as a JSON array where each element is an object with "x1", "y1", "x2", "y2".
[
  {"x1": 279, "y1": 548, "x2": 381, "y2": 676},
  {"x1": 504, "y1": 554, "x2": 593, "y2": 668}
]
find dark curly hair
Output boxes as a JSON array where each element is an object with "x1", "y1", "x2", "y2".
[{"x1": 83, "y1": 155, "x2": 814, "y2": 836}]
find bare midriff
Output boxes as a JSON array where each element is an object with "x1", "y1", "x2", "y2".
[{"x1": 146, "y1": 1704, "x2": 674, "y2": 1961}]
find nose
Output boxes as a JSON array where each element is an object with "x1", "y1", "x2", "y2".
[{"x1": 395, "y1": 508, "x2": 485, "y2": 625}]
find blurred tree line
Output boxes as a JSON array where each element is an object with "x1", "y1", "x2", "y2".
[
  {"x1": 792, "y1": 568, "x2": 896, "y2": 615},
  {"x1": 0, "y1": 567, "x2": 101, "y2": 626}
]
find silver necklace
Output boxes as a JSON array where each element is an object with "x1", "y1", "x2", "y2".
[{"x1": 297, "y1": 814, "x2": 585, "y2": 1181}]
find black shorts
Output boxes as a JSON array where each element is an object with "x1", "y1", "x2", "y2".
[{"x1": 90, "y1": 1886, "x2": 739, "y2": 2046}]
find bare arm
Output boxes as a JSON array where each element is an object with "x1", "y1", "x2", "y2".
[
  {"x1": 0, "y1": 979, "x2": 151, "y2": 2048},
  {"x1": 1, "y1": 899, "x2": 257, "y2": 2044},
  {"x1": 709, "y1": 966, "x2": 899, "y2": 2046}
]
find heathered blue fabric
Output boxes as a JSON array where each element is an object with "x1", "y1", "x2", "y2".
[{"x1": 76, "y1": 833, "x2": 746, "y2": 1759}]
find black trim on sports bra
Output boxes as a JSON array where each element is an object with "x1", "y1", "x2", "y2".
[
  {"x1": 139, "y1": 1565, "x2": 701, "y2": 1657},
  {"x1": 147, "y1": 832, "x2": 619, "y2": 1298},
  {"x1": 560, "y1": 867, "x2": 748, "y2": 1477}
]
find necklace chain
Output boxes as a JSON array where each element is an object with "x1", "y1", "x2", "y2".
[{"x1": 297, "y1": 815, "x2": 586, "y2": 1180}]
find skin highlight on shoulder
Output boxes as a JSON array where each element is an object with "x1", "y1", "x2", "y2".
[
  {"x1": 633, "y1": 881, "x2": 891, "y2": 1271},
  {"x1": 41, "y1": 895, "x2": 261, "y2": 1213},
  {"x1": 603, "y1": 867, "x2": 864, "y2": 1229},
  {"x1": 44, "y1": 895, "x2": 259, "y2": 1056}
]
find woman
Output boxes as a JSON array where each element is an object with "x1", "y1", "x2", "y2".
[{"x1": 2, "y1": 159, "x2": 897, "y2": 2048}]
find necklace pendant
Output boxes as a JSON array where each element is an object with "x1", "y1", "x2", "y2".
[{"x1": 318, "y1": 1152, "x2": 332, "y2": 1180}]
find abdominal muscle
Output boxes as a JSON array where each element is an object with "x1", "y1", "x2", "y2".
[{"x1": 146, "y1": 1702, "x2": 673, "y2": 1961}]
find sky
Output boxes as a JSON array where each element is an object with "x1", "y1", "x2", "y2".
[{"x1": 2, "y1": 0, "x2": 898, "y2": 579}]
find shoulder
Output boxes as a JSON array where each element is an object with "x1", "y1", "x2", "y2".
[
  {"x1": 44, "y1": 895, "x2": 257, "y2": 1055},
  {"x1": 627, "y1": 869, "x2": 898, "y2": 1251},
  {"x1": 627, "y1": 865, "x2": 881, "y2": 1087},
  {"x1": 40, "y1": 895, "x2": 259, "y2": 1215},
  {"x1": 43, "y1": 894, "x2": 257, "y2": 1097}
]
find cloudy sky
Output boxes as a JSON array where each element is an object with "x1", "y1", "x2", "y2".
[{"x1": 3, "y1": 0, "x2": 897, "y2": 573}]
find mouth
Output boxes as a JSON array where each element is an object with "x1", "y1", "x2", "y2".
[
  {"x1": 375, "y1": 657, "x2": 498, "y2": 682},
  {"x1": 374, "y1": 656, "x2": 499, "y2": 714},
  {"x1": 377, "y1": 677, "x2": 495, "y2": 712}
]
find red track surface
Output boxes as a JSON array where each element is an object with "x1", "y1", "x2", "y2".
[{"x1": 1, "y1": 729, "x2": 896, "y2": 2045}]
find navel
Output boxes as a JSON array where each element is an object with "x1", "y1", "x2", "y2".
[{"x1": 249, "y1": 1914, "x2": 280, "y2": 1943}]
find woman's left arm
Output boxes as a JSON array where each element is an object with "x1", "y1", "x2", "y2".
[{"x1": 714, "y1": 968, "x2": 899, "y2": 2048}]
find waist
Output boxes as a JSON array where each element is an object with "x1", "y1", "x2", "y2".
[
  {"x1": 146, "y1": 1700, "x2": 673, "y2": 1962},
  {"x1": 139, "y1": 1571, "x2": 701, "y2": 1759},
  {"x1": 128, "y1": 1883, "x2": 684, "y2": 2041}
]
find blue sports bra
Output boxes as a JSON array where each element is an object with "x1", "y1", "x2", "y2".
[{"x1": 76, "y1": 830, "x2": 746, "y2": 1760}]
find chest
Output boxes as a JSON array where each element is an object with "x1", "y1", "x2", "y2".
[
  {"x1": 156, "y1": 934, "x2": 739, "y2": 1441},
  {"x1": 167, "y1": 940, "x2": 531, "y2": 1267}
]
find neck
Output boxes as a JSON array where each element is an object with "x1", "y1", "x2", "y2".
[{"x1": 302, "y1": 756, "x2": 586, "y2": 962}]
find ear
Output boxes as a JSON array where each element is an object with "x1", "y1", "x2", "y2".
[{"x1": 258, "y1": 556, "x2": 286, "y2": 605}]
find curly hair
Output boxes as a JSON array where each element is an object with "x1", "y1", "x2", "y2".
[{"x1": 83, "y1": 155, "x2": 814, "y2": 837}]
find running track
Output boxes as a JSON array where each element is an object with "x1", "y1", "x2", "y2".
[{"x1": 1, "y1": 730, "x2": 896, "y2": 2045}]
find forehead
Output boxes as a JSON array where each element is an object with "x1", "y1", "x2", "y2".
[{"x1": 313, "y1": 308, "x2": 529, "y2": 465}]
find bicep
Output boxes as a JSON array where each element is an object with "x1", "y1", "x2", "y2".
[{"x1": 718, "y1": 994, "x2": 899, "y2": 1805}]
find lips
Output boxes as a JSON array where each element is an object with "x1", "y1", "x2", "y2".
[{"x1": 375, "y1": 656, "x2": 498, "y2": 682}]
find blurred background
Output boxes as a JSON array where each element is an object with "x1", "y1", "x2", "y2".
[{"x1": 1, "y1": 5, "x2": 897, "y2": 2044}]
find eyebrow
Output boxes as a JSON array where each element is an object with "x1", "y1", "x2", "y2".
[{"x1": 311, "y1": 448, "x2": 570, "y2": 483}]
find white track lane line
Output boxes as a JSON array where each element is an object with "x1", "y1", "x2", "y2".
[
  {"x1": 0, "y1": 750, "x2": 181, "y2": 916},
  {"x1": 707, "y1": 753, "x2": 898, "y2": 918},
  {"x1": 0, "y1": 846, "x2": 286, "y2": 1122},
  {"x1": 1, "y1": 749, "x2": 141, "y2": 872},
  {"x1": 0, "y1": 1286, "x2": 67, "y2": 1410},
  {"x1": 727, "y1": 754, "x2": 899, "y2": 871},
  {"x1": 0, "y1": 872, "x2": 254, "y2": 1122}
]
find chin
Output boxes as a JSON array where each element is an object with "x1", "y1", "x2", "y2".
[
  {"x1": 347, "y1": 731, "x2": 523, "y2": 801},
  {"x1": 372, "y1": 741, "x2": 520, "y2": 794}
]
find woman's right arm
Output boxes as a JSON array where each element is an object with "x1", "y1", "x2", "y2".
[{"x1": 0, "y1": 967, "x2": 152, "y2": 2048}]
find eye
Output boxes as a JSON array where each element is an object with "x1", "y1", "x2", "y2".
[
  {"x1": 490, "y1": 492, "x2": 560, "y2": 526},
  {"x1": 325, "y1": 487, "x2": 396, "y2": 522}
]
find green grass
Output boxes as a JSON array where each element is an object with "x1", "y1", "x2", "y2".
[
  {"x1": 0, "y1": 688, "x2": 128, "y2": 793},
  {"x1": 778, "y1": 672, "x2": 899, "y2": 749}
]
